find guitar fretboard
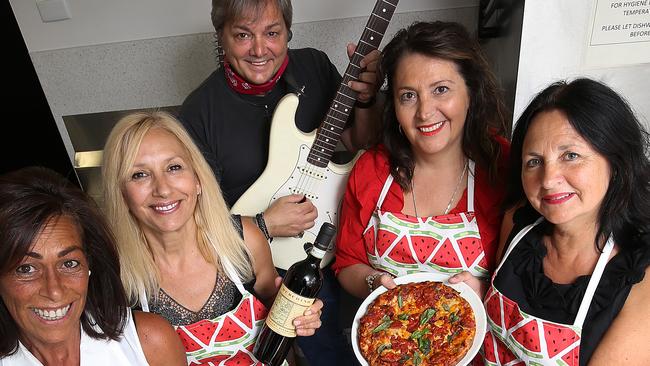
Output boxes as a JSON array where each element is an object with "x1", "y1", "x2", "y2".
[{"x1": 307, "y1": 0, "x2": 399, "y2": 168}]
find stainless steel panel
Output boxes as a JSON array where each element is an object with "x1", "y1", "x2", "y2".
[{"x1": 63, "y1": 106, "x2": 180, "y2": 206}]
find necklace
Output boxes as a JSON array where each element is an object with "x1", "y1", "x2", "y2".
[{"x1": 411, "y1": 159, "x2": 468, "y2": 217}]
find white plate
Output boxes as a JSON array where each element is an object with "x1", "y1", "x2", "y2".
[{"x1": 351, "y1": 272, "x2": 487, "y2": 366}]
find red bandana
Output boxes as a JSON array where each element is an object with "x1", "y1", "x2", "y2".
[{"x1": 223, "y1": 55, "x2": 289, "y2": 95}]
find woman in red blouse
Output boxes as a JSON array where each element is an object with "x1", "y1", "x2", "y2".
[{"x1": 333, "y1": 21, "x2": 510, "y2": 298}]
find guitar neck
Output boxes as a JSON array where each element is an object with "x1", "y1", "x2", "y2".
[{"x1": 307, "y1": 0, "x2": 399, "y2": 168}]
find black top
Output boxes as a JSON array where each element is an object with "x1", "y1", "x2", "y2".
[
  {"x1": 494, "y1": 205, "x2": 650, "y2": 365},
  {"x1": 178, "y1": 48, "x2": 342, "y2": 207}
]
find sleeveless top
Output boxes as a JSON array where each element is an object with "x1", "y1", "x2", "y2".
[
  {"x1": 490, "y1": 205, "x2": 650, "y2": 364},
  {"x1": 0, "y1": 310, "x2": 149, "y2": 366},
  {"x1": 148, "y1": 214, "x2": 246, "y2": 326},
  {"x1": 150, "y1": 272, "x2": 240, "y2": 326}
]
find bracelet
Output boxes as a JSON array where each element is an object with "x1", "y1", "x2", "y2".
[
  {"x1": 355, "y1": 95, "x2": 376, "y2": 109},
  {"x1": 255, "y1": 212, "x2": 273, "y2": 242},
  {"x1": 365, "y1": 272, "x2": 389, "y2": 293}
]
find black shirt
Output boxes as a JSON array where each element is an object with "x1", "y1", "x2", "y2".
[
  {"x1": 494, "y1": 205, "x2": 650, "y2": 365},
  {"x1": 178, "y1": 48, "x2": 342, "y2": 207}
]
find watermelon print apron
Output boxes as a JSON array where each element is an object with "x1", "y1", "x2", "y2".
[
  {"x1": 142, "y1": 259, "x2": 276, "y2": 366},
  {"x1": 482, "y1": 219, "x2": 614, "y2": 366},
  {"x1": 363, "y1": 160, "x2": 489, "y2": 278}
]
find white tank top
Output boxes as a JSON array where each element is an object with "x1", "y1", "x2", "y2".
[{"x1": 0, "y1": 310, "x2": 149, "y2": 366}]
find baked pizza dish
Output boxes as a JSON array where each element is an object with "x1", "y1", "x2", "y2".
[{"x1": 358, "y1": 281, "x2": 475, "y2": 366}]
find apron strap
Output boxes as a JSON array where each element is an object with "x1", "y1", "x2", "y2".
[
  {"x1": 378, "y1": 161, "x2": 476, "y2": 213},
  {"x1": 376, "y1": 173, "x2": 395, "y2": 210},
  {"x1": 467, "y1": 160, "x2": 476, "y2": 212},
  {"x1": 221, "y1": 257, "x2": 248, "y2": 295},
  {"x1": 573, "y1": 235, "x2": 615, "y2": 327},
  {"x1": 494, "y1": 217, "x2": 545, "y2": 274},
  {"x1": 139, "y1": 289, "x2": 150, "y2": 312}
]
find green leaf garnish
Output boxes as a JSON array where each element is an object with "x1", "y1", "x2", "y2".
[
  {"x1": 377, "y1": 343, "x2": 391, "y2": 354},
  {"x1": 413, "y1": 351, "x2": 422, "y2": 366},
  {"x1": 398, "y1": 313, "x2": 409, "y2": 321},
  {"x1": 410, "y1": 328, "x2": 430, "y2": 339},
  {"x1": 398, "y1": 291, "x2": 403, "y2": 308},
  {"x1": 372, "y1": 315, "x2": 392, "y2": 333},
  {"x1": 447, "y1": 329, "x2": 460, "y2": 343},
  {"x1": 442, "y1": 302, "x2": 451, "y2": 312},
  {"x1": 419, "y1": 308, "x2": 436, "y2": 326},
  {"x1": 450, "y1": 312, "x2": 459, "y2": 323},
  {"x1": 418, "y1": 337, "x2": 431, "y2": 355}
]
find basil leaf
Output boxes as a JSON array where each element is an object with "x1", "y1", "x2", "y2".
[
  {"x1": 418, "y1": 337, "x2": 431, "y2": 355},
  {"x1": 447, "y1": 329, "x2": 460, "y2": 343},
  {"x1": 442, "y1": 302, "x2": 451, "y2": 312},
  {"x1": 413, "y1": 351, "x2": 422, "y2": 366},
  {"x1": 398, "y1": 313, "x2": 409, "y2": 321},
  {"x1": 372, "y1": 315, "x2": 392, "y2": 333},
  {"x1": 419, "y1": 308, "x2": 436, "y2": 326},
  {"x1": 377, "y1": 343, "x2": 391, "y2": 354},
  {"x1": 398, "y1": 291, "x2": 403, "y2": 308},
  {"x1": 449, "y1": 312, "x2": 459, "y2": 323},
  {"x1": 410, "y1": 328, "x2": 430, "y2": 339}
]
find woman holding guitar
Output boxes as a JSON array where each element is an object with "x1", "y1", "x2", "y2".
[{"x1": 334, "y1": 21, "x2": 510, "y2": 298}]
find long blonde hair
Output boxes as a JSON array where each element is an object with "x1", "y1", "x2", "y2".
[{"x1": 102, "y1": 111, "x2": 254, "y2": 305}]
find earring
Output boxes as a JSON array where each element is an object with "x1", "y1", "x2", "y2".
[
  {"x1": 88, "y1": 270, "x2": 92, "y2": 276},
  {"x1": 398, "y1": 125, "x2": 404, "y2": 135}
]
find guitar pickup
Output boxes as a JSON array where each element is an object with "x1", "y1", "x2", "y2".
[
  {"x1": 298, "y1": 167, "x2": 328, "y2": 180},
  {"x1": 289, "y1": 187, "x2": 318, "y2": 200}
]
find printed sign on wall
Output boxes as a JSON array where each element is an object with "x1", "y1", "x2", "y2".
[{"x1": 585, "y1": 0, "x2": 650, "y2": 67}]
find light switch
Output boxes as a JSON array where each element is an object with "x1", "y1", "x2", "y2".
[{"x1": 36, "y1": 0, "x2": 71, "y2": 23}]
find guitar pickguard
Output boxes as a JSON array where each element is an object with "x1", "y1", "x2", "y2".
[{"x1": 272, "y1": 144, "x2": 347, "y2": 228}]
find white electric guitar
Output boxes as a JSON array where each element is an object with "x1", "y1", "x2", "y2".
[{"x1": 232, "y1": 0, "x2": 399, "y2": 270}]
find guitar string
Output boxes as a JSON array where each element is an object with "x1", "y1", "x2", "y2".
[{"x1": 292, "y1": 10, "x2": 390, "y2": 197}]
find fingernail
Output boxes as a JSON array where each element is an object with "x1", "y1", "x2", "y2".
[
  {"x1": 304, "y1": 310, "x2": 312, "y2": 316},
  {"x1": 347, "y1": 81, "x2": 352, "y2": 88},
  {"x1": 294, "y1": 320, "x2": 301, "y2": 326}
]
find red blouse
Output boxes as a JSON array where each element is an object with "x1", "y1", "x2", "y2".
[{"x1": 333, "y1": 139, "x2": 510, "y2": 274}]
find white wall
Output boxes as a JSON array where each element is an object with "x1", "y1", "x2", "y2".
[
  {"x1": 10, "y1": 0, "x2": 478, "y2": 52},
  {"x1": 16, "y1": 1, "x2": 479, "y2": 165},
  {"x1": 515, "y1": 0, "x2": 650, "y2": 127}
]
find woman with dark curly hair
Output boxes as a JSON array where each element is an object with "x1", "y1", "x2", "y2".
[
  {"x1": 334, "y1": 21, "x2": 510, "y2": 298},
  {"x1": 0, "y1": 167, "x2": 185, "y2": 365},
  {"x1": 486, "y1": 78, "x2": 650, "y2": 365}
]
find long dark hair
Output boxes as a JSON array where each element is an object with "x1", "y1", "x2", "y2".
[
  {"x1": 505, "y1": 78, "x2": 650, "y2": 250},
  {"x1": 380, "y1": 21, "x2": 509, "y2": 189},
  {"x1": 0, "y1": 167, "x2": 129, "y2": 357}
]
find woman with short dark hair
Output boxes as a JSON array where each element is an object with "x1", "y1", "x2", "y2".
[{"x1": 0, "y1": 166, "x2": 186, "y2": 365}]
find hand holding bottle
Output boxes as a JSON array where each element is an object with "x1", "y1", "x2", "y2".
[
  {"x1": 293, "y1": 298, "x2": 323, "y2": 336},
  {"x1": 271, "y1": 276, "x2": 323, "y2": 336},
  {"x1": 254, "y1": 223, "x2": 336, "y2": 365}
]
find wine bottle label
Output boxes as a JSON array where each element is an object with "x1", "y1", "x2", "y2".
[{"x1": 264, "y1": 284, "x2": 315, "y2": 338}]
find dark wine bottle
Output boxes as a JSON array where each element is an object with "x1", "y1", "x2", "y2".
[{"x1": 253, "y1": 222, "x2": 336, "y2": 365}]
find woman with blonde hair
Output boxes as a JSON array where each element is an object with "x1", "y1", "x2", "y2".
[{"x1": 102, "y1": 111, "x2": 322, "y2": 365}]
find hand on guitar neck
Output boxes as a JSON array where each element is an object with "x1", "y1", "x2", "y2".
[
  {"x1": 257, "y1": 41, "x2": 383, "y2": 240},
  {"x1": 340, "y1": 44, "x2": 384, "y2": 152},
  {"x1": 263, "y1": 194, "x2": 318, "y2": 238}
]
